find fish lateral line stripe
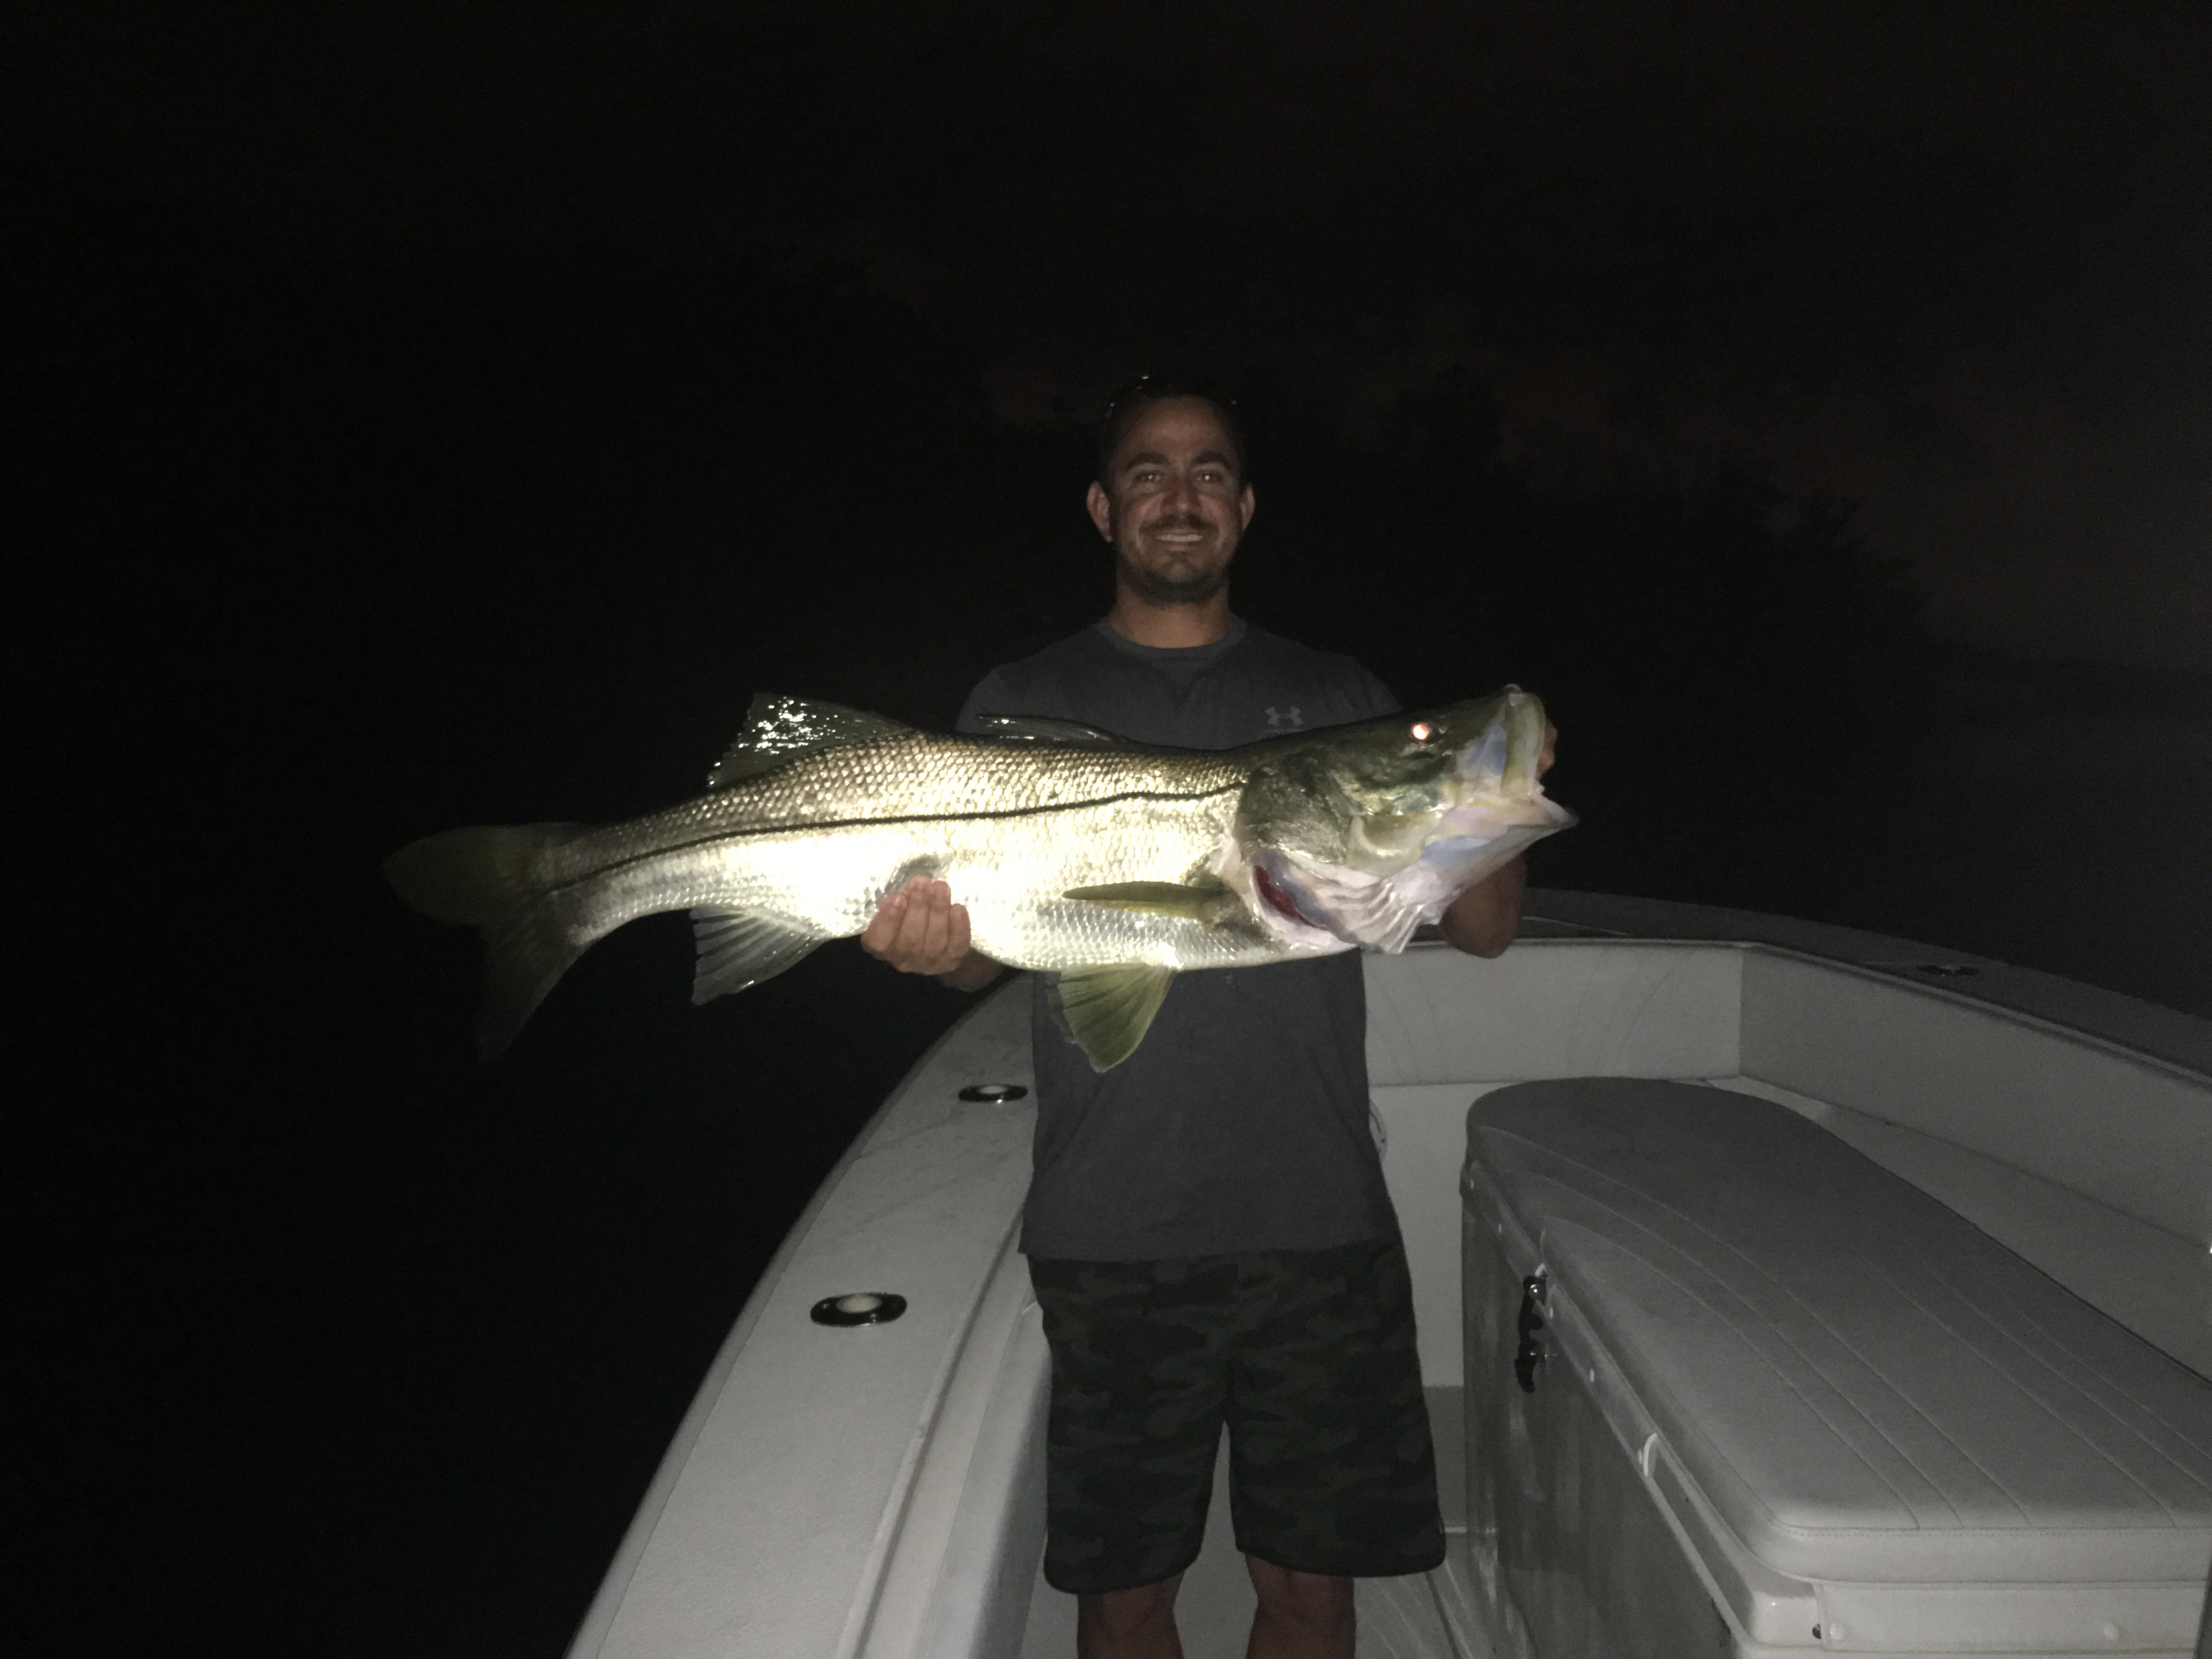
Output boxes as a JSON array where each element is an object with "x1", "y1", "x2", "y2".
[{"x1": 551, "y1": 781, "x2": 1246, "y2": 894}]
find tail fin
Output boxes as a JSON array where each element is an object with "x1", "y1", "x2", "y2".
[{"x1": 384, "y1": 823, "x2": 586, "y2": 1060}]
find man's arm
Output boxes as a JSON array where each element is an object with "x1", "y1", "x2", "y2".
[
  {"x1": 1440, "y1": 855, "x2": 1526, "y2": 957},
  {"x1": 860, "y1": 876, "x2": 1004, "y2": 991},
  {"x1": 1440, "y1": 718, "x2": 1558, "y2": 960}
]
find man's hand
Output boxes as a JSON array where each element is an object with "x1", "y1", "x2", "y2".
[
  {"x1": 1441, "y1": 856, "x2": 1526, "y2": 957},
  {"x1": 861, "y1": 876, "x2": 1003, "y2": 991}
]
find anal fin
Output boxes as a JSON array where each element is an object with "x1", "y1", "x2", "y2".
[
  {"x1": 1047, "y1": 963, "x2": 1177, "y2": 1072},
  {"x1": 690, "y1": 907, "x2": 825, "y2": 1003}
]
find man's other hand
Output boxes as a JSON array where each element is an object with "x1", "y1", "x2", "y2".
[
  {"x1": 861, "y1": 876, "x2": 1003, "y2": 991},
  {"x1": 1441, "y1": 856, "x2": 1526, "y2": 958}
]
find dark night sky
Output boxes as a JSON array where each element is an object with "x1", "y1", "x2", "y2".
[
  {"x1": 8, "y1": 9, "x2": 2212, "y2": 1659},
  {"x1": 15, "y1": 1, "x2": 2212, "y2": 666}
]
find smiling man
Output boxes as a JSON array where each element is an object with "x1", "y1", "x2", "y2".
[
  {"x1": 1096, "y1": 392, "x2": 1246, "y2": 620},
  {"x1": 864, "y1": 380, "x2": 1541, "y2": 1659}
]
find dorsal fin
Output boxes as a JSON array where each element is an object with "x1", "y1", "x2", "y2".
[
  {"x1": 707, "y1": 694, "x2": 912, "y2": 790},
  {"x1": 972, "y1": 713, "x2": 1121, "y2": 746}
]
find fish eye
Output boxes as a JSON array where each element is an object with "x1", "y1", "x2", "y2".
[{"x1": 1409, "y1": 721, "x2": 1434, "y2": 741}]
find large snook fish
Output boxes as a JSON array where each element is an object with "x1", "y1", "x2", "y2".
[{"x1": 385, "y1": 688, "x2": 1573, "y2": 1069}]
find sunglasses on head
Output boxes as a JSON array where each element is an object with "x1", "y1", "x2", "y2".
[{"x1": 1098, "y1": 374, "x2": 1242, "y2": 429}]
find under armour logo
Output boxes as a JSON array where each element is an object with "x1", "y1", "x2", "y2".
[{"x1": 1265, "y1": 705, "x2": 1304, "y2": 729}]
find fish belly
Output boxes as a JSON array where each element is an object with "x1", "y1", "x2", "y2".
[{"x1": 665, "y1": 791, "x2": 1318, "y2": 974}]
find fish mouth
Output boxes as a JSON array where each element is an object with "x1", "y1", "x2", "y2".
[
  {"x1": 1443, "y1": 686, "x2": 1551, "y2": 795},
  {"x1": 1454, "y1": 720, "x2": 1511, "y2": 788}
]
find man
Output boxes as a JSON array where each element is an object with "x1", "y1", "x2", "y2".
[{"x1": 862, "y1": 381, "x2": 1543, "y2": 1659}]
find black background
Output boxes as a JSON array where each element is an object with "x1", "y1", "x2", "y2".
[{"x1": 9, "y1": 8, "x2": 2210, "y2": 1656}]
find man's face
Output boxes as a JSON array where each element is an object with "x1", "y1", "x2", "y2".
[{"x1": 1087, "y1": 397, "x2": 1256, "y2": 607}]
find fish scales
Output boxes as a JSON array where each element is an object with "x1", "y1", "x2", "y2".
[
  {"x1": 544, "y1": 735, "x2": 1264, "y2": 973},
  {"x1": 569, "y1": 733, "x2": 1243, "y2": 849}
]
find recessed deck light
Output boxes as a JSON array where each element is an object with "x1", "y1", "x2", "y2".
[{"x1": 810, "y1": 1293, "x2": 907, "y2": 1327}]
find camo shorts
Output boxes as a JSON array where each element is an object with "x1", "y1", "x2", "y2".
[{"x1": 1027, "y1": 1238, "x2": 1443, "y2": 1595}]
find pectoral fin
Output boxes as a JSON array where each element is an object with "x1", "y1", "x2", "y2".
[
  {"x1": 690, "y1": 907, "x2": 826, "y2": 1002},
  {"x1": 1046, "y1": 963, "x2": 1178, "y2": 1072},
  {"x1": 1064, "y1": 881, "x2": 1245, "y2": 926}
]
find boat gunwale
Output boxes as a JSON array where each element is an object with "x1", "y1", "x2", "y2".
[
  {"x1": 1515, "y1": 888, "x2": 2212, "y2": 1085},
  {"x1": 562, "y1": 974, "x2": 1034, "y2": 1659}
]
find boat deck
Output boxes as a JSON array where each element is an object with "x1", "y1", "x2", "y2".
[{"x1": 1016, "y1": 1391, "x2": 1483, "y2": 1657}]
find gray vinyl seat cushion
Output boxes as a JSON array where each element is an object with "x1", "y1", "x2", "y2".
[{"x1": 1466, "y1": 1079, "x2": 2212, "y2": 1586}]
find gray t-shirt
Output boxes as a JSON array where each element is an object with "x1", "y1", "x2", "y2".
[{"x1": 956, "y1": 618, "x2": 1403, "y2": 1260}]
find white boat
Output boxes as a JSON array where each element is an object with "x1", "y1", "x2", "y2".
[{"x1": 562, "y1": 890, "x2": 2212, "y2": 1658}]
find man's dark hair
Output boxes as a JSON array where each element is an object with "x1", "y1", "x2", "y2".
[{"x1": 1094, "y1": 376, "x2": 1251, "y2": 486}]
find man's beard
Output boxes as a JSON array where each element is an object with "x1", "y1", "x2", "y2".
[{"x1": 1117, "y1": 551, "x2": 1229, "y2": 606}]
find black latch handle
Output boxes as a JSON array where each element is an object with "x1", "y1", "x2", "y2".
[
  {"x1": 1517, "y1": 1274, "x2": 1547, "y2": 1338},
  {"x1": 1514, "y1": 1273, "x2": 1549, "y2": 1393}
]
